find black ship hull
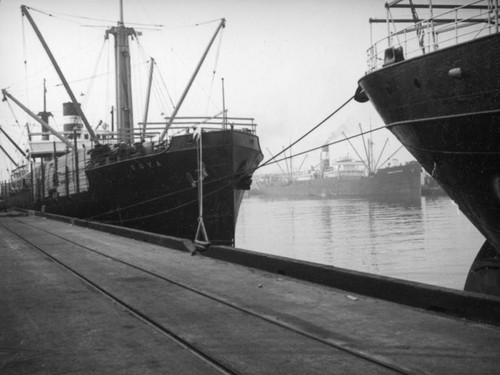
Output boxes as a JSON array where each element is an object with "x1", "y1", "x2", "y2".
[
  {"x1": 6, "y1": 130, "x2": 262, "y2": 246},
  {"x1": 359, "y1": 33, "x2": 500, "y2": 293}
]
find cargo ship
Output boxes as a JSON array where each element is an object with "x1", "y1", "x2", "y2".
[
  {"x1": 255, "y1": 161, "x2": 421, "y2": 201},
  {"x1": 255, "y1": 147, "x2": 421, "y2": 202},
  {"x1": 356, "y1": 0, "x2": 500, "y2": 295},
  {"x1": 0, "y1": 4, "x2": 263, "y2": 247}
]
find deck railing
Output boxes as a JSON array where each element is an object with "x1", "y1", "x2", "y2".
[
  {"x1": 141, "y1": 116, "x2": 257, "y2": 139},
  {"x1": 367, "y1": 0, "x2": 499, "y2": 71},
  {"x1": 27, "y1": 115, "x2": 257, "y2": 146}
]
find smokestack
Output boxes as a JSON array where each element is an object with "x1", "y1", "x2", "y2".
[
  {"x1": 321, "y1": 144, "x2": 330, "y2": 170},
  {"x1": 63, "y1": 102, "x2": 83, "y2": 139}
]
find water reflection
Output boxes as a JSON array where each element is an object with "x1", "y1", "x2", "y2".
[{"x1": 235, "y1": 196, "x2": 484, "y2": 290}]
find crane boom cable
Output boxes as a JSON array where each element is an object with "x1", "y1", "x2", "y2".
[
  {"x1": 159, "y1": 18, "x2": 226, "y2": 142},
  {"x1": 82, "y1": 38, "x2": 107, "y2": 109},
  {"x1": 5, "y1": 99, "x2": 22, "y2": 131},
  {"x1": 135, "y1": 38, "x2": 172, "y2": 117},
  {"x1": 22, "y1": 12, "x2": 30, "y2": 124},
  {"x1": 154, "y1": 67, "x2": 175, "y2": 110},
  {"x1": 27, "y1": 5, "x2": 221, "y2": 29},
  {"x1": 205, "y1": 27, "x2": 224, "y2": 115},
  {"x1": 377, "y1": 145, "x2": 404, "y2": 170},
  {"x1": 21, "y1": 5, "x2": 98, "y2": 143}
]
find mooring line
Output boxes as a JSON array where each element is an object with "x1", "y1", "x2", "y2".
[
  {"x1": 260, "y1": 95, "x2": 354, "y2": 170},
  {"x1": 265, "y1": 123, "x2": 387, "y2": 170}
]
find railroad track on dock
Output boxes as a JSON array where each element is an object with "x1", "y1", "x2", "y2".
[{"x1": 1, "y1": 217, "x2": 424, "y2": 375}]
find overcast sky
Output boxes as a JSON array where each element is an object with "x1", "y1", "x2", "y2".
[{"x1": 0, "y1": 0, "x2": 415, "y2": 180}]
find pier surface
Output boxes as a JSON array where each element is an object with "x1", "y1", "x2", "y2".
[{"x1": 1, "y1": 212, "x2": 500, "y2": 374}]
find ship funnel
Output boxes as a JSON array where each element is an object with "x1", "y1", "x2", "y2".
[
  {"x1": 321, "y1": 144, "x2": 330, "y2": 170},
  {"x1": 63, "y1": 102, "x2": 83, "y2": 139}
]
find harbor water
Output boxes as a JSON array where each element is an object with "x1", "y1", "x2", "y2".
[{"x1": 235, "y1": 195, "x2": 485, "y2": 290}]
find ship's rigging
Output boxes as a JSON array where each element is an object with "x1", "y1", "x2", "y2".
[
  {"x1": 1, "y1": 3, "x2": 398, "y2": 209},
  {"x1": 0, "y1": 1, "x2": 264, "y2": 248},
  {"x1": 5, "y1": 4, "x2": 227, "y2": 151},
  {"x1": 1, "y1": 4, "x2": 399, "y2": 186}
]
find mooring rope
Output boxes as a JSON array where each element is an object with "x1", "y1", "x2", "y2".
[
  {"x1": 259, "y1": 95, "x2": 354, "y2": 170},
  {"x1": 263, "y1": 124, "x2": 387, "y2": 171},
  {"x1": 89, "y1": 94, "x2": 382, "y2": 224},
  {"x1": 3, "y1": 87, "x2": 383, "y2": 225}
]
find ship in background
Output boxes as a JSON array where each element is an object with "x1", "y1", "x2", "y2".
[
  {"x1": 254, "y1": 132, "x2": 421, "y2": 202},
  {"x1": 356, "y1": 0, "x2": 500, "y2": 295},
  {"x1": 0, "y1": 4, "x2": 262, "y2": 246}
]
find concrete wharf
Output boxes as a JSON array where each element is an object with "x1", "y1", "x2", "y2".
[{"x1": 1, "y1": 211, "x2": 500, "y2": 374}]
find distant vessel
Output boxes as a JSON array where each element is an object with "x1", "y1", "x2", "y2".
[
  {"x1": 255, "y1": 144, "x2": 421, "y2": 202},
  {"x1": 0, "y1": 4, "x2": 262, "y2": 246},
  {"x1": 356, "y1": 1, "x2": 500, "y2": 295}
]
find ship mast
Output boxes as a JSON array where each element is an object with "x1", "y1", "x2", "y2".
[
  {"x1": 105, "y1": 0, "x2": 136, "y2": 144},
  {"x1": 38, "y1": 79, "x2": 52, "y2": 141}
]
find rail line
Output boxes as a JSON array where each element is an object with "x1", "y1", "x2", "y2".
[{"x1": 1, "y1": 217, "x2": 424, "y2": 375}]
